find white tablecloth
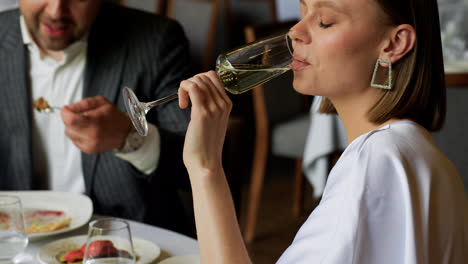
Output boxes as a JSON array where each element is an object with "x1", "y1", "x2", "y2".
[
  {"x1": 303, "y1": 97, "x2": 347, "y2": 198},
  {"x1": 20, "y1": 215, "x2": 198, "y2": 263}
]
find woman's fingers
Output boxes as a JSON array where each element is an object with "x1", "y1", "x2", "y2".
[
  {"x1": 179, "y1": 79, "x2": 209, "y2": 112},
  {"x1": 179, "y1": 72, "x2": 227, "y2": 113},
  {"x1": 203, "y1": 71, "x2": 232, "y2": 113},
  {"x1": 206, "y1": 70, "x2": 230, "y2": 103},
  {"x1": 192, "y1": 72, "x2": 231, "y2": 113},
  {"x1": 192, "y1": 74, "x2": 221, "y2": 113},
  {"x1": 178, "y1": 83, "x2": 190, "y2": 109}
]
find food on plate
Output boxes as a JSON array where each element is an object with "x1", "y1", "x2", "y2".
[
  {"x1": 57, "y1": 240, "x2": 134, "y2": 264},
  {"x1": 33, "y1": 97, "x2": 52, "y2": 111},
  {"x1": 63, "y1": 249, "x2": 83, "y2": 263},
  {"x1": 0, "y1": 211, "x2": 10, "y2": 230},
  {"x1": 24, "y1": 210, "x2": 72, "y2": 234},
  {"x1": 0, "y1": 209, "x2": 71, "y2": 233},
  {"x1": 85, "y1": 240, "x2": 118, "y2": 258}
]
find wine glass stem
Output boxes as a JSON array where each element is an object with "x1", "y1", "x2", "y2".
[{"x1": 144, "y1": 92, "x2": 179, "y2": 114}]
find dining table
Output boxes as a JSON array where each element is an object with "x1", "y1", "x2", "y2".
[{"x1": 20, "y1": 215, "x2": 199, "y2": 263}]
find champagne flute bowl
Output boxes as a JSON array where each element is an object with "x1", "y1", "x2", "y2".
[{"x1": 123, "y1": 32, "x2": 294, "y2": 136}]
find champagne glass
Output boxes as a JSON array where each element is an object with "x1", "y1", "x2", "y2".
[
  {"x1": 82, "y1": 218, "x2": 136, "y2": 264},
  {"x1": 124, "y1": 32, "x2": 294, "y2": 136},
  {"x1": 0, "y1": 195, "x2": 28, "y2": 264}
]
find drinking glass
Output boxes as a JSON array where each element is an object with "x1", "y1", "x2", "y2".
[
  {"x1": 82, "y1": 218, "x2": 136, "y2": 264},
  {"x1": 0, "y1": 195, "x2": 28, "y2": 264},
  {"x1": 123, "y1": 32, "x2": 294, "y2": 136}
]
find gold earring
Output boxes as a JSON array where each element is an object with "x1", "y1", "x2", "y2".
[{"x1": 371, "y1": 59, "x2": 392, "y2": 90}]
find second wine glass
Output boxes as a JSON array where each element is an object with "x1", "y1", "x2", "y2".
[
  {"x1": 82, "y1": 218, "x2": 136, "y2": 264},
  {"x1": 0, "y1": 195, "x2": 28, "y2": 264},
  {"x1": 123, "y1": 32, "x2": 294, "y2": 136}
]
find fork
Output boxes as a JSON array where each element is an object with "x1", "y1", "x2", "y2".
[{"x1": 35, "y1": 106, "x2": 62, "y2": 114}]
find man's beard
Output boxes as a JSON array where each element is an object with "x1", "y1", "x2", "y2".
[{"x1": 28, "y1": 15, "x2": 81, "y2": 51}]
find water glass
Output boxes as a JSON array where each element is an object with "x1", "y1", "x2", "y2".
[
  {"x1": 0, "y1": 195, "x2": 28, "y2": 264},
  {"x1": 82, "y1": 218, "x2": 136, "y2": 264}
]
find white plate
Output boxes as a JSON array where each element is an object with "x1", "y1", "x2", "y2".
[
  {"x1": 159, "y1": 255, "x2": 200, "y2": 264},
  {"x1": 37, "y1": 235, "x2": 161, "y2": 264},
  {"x1": 0, "y1": 191, "x2": 93, "y2": 240}
]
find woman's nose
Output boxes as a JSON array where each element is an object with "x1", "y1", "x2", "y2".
[{"x1": 289, "y1": 21, "x2": 311, "y2": 45}]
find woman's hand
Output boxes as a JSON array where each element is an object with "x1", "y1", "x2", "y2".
[
  {"x1": 178, "y1": 71, "x2": 232, "y2": 176},
  {"x1": 178, "y1": 71, "x2": 250, "y2": 264}
]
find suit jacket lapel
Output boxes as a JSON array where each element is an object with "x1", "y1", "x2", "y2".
[
  {"x1": 81, "y1": 5, "x2": 128, "y2": 193},
  {"x1": 0, "y1": 11, "x2": 33, "y2": 188}
]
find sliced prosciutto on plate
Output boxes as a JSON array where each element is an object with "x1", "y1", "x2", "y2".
[
  {"x1": 0, "y1": 211, "x2": 10, "y2": 229},
  {"x1": 24, "y1": 209, "x2": 72, "y2": 234}
]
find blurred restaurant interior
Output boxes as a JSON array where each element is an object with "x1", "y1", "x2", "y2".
[{"x1": 1, "y1": 0, "x2": 467, "y2": 263}]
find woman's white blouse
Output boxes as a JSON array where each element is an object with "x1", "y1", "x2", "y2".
[{"x1": 277, "y1": 120, "x2": 468, "y2": 264}]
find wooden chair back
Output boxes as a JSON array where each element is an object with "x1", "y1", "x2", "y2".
[
  {"x1": 167, "y1": 0, "x2": 220, "y2": 72},
  {"x1": 434, "y1": 73, "x2": 468, "y2": 197},
  {"x1": 446, "y1": 73, "x2": 468, "y2": 87},
  {"x1": 118, "y1": 0, "x2": 167, "y2": 14},
  {"x1": 241, "y1": 20, "x2": 313, "y2": 243}
]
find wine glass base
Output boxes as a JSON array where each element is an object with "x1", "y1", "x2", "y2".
[
  {"x1": 0, "y1": 254, "x2": 32, "y2": 264},
  {"x1": 123, "y1": 87, "x2": 149, "y2": 136}
]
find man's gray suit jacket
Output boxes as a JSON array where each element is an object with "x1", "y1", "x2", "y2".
[{"x1": 0, "y1": 4, "x2": 193, "y2": 235}]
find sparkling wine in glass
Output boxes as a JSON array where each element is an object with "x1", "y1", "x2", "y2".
[
  {"x1": 216, "y1": 33, "x2": 293, "y2": 94},
  {"x1": 82, "y1": 218, "x2": 136, "y2": 264},
  {"x1": 0, "y1": 195, "x2": 28, "y2": 264},
  {"x1": 123, "y1": 32, "x2": 294, "y2": 136}
]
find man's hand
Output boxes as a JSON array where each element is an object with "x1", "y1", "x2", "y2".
[{"x1": 61, "y1": 96, "x2": 132, "y2": 154}]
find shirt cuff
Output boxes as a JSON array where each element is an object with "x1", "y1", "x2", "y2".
[{"x1": 114, "y1": 123, "x2": 160, "y2": 175}]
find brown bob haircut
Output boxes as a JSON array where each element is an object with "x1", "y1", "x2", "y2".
[{"x1": 319, "y1": 0, "x2": 446, "y2": 132}]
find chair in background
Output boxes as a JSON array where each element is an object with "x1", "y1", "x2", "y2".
[
  {"x1": 118, "y1": 0, "x2": 167, "y2": 14},
  {"x1": 167, "y1": 0, "x2": 248, "y2": 219},
  {"x1": 223, "y1": 0, "x2": 278, "y2": 54},
  {"x1": 242, "y1": 20, "x2": 312, "y2": 243},
  {"x1": 167, "y1": 0, "x2": 220, "y2": 72},
  {"x1": 432, "y1": 74, "x2": 468, "y2": 198},
  {"x1": 224, "y1": 0, "x2": 277, "y2": 24}
]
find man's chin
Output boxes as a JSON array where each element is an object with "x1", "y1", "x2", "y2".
[{"x1": 39, "y1": 39, "x2": 72, "y2": 52}]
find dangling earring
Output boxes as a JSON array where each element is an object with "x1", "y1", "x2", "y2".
[{"x1": 371, "y1": 59, "x2": 392, "y2": 90}]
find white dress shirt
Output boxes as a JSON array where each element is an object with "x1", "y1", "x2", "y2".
[
  {"x1": 21, "y1": 17, "x2": 160, "y2": 193},
  {"x1": 278, "y1": 120, "x2": 468, "y2": 264}
]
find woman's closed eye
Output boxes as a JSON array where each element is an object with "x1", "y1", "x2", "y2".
[{"x1": 319, "y1": 21, "x2": 333, "y2": 29}]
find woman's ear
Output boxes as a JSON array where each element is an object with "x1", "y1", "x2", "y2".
[{"x1": 381, "y1": 24, "x2": 416, "y2": 64}]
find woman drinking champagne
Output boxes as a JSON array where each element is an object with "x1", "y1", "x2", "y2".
[{"x1": 177, "y1": 0, "x2": 468, "y2": 263}]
